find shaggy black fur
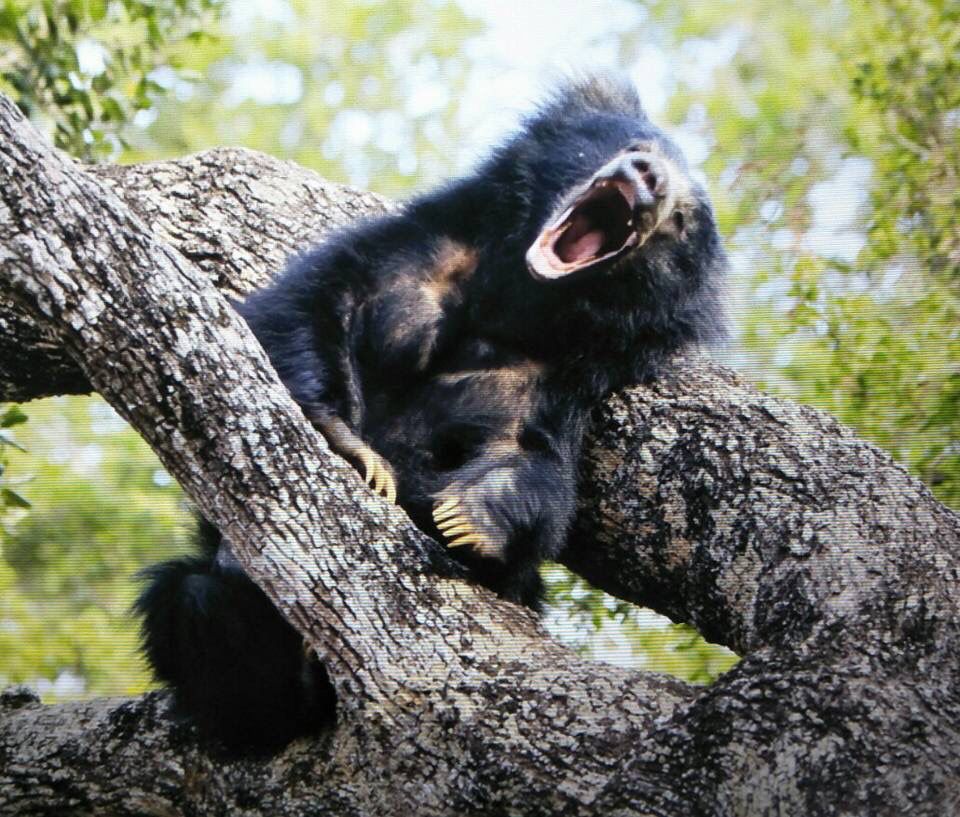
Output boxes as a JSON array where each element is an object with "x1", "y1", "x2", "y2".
[{"x1": 136, "y1": 75, "x2": 727, "y2": 752}]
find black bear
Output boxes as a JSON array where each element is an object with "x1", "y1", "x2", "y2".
[{"x1": 137, "y1": 75, "x2": 728, "y2": 752}]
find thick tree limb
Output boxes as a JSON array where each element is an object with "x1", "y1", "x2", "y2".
[
  {"x1": 1, "y1": 94, "x2": 958, "y2": 816},
  {"x1": 571, "y1": 358, "x2": 960, "y2": 655}
]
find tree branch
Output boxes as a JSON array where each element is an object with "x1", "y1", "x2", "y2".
[{"x1": 2, "y1": 94, "x2": 958, "y2": 816}]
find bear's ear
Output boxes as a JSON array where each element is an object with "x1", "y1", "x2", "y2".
[{"x1": 540, "y1": 73, "x2": 648, "y2": 122}]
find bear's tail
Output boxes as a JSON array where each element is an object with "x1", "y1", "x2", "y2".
[{"x1": 135, "y1": 525, "x2": 334, "y2": 754}]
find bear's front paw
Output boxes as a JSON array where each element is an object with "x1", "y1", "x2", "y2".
[{"x1": 432, "y1": 494, "x2": 509, "y2": 561}]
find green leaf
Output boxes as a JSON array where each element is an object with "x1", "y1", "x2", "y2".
[
  {"x1": 1, "y1": 406, "x2": 28, "y2": 428},
  {"x1": 2, "y1": 488, "x2": 31, "y2": 509}
]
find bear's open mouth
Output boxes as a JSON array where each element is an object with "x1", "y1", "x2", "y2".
[{"x1": 526, "y1": 179, "x2": 639, "y2": 280}]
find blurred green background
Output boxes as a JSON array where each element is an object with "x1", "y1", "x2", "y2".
[{"x1": 1, "y1": 0, "x2": 956, "y2": 699}]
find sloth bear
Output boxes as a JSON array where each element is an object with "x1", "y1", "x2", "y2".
[{"x1": 137, "y1": 75, "x2": 727, "y2": 752}]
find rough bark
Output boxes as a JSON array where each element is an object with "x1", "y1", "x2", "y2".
[{"x1": 1, "y1": 93, "x2": 958, "y2": 817}]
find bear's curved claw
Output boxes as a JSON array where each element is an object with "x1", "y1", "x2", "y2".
[
  {"x1": 431, "y1": 499, "x2": 497, "y2": 556},
  {"x1": 359, "y1": 448, "x2": 397, "y2": 504}
]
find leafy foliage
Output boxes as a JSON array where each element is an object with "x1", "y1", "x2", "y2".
[
  {"x1": 0, "y1": 0, "x2": 222, "y2": 160},
  {"x1": 0, "y1": 405, "x2": 30, "y2": 519},
  {"x1": 650, "y1": 0, "x2": 960, "y2": 508},
  {"x1": 122, "y1": 0, "x2": 482, "y2": 197},
  {"x1": 543, "y1": 565, "x2": 738, "y2": 682},
  {"x1": 1, "y1": 398, "x2": 191, "y2": 697}
]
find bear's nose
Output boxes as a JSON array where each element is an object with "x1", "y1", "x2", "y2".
[{"x1": 595, "y1": 152, "x2": 668, "y2": 209}]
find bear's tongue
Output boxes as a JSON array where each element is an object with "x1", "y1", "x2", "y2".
[{"x1": 555, "y1": 214, "x2": 604, "y2": 264}]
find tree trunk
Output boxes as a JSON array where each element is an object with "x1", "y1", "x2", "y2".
[{"x1": 1, "y1": 93, "x2": 958, "y2": 817}]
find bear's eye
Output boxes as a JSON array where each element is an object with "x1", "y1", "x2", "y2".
[{"x1": 672, "y1": 210, "x2": 685, "y2": 233}]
